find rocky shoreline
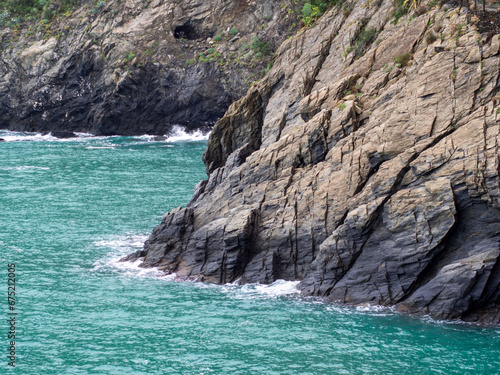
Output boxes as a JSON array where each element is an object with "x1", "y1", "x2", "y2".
[
  {"x1": 124, "y1": 1, "x2": 500, "y2": 325},
  {"x1": 3, "y1": 0, "x2": 498, "y2": 325}
]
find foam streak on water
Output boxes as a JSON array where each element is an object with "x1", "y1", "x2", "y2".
[{"x1": 0, "y1": 130, "x2": 106, "y2": 142}]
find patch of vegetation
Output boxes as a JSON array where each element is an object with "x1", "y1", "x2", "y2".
[
  {"x1": 239, "y1": 40, "x2": 248, "y2": 51},
  {"x1": 426, "y1": 31, "x2": 437, "y2": 44},
  {"x1": 0, "y1": 0, "x2": 84, "y2": 27},
  {"x1": 392, "y1": 0, "x2": 416, "y2": 25},
  {"x1": 198, "y1": 48, "x2": 221, "y2": 64},
  {"x1": 185, "y1": 58, "x2": 196, "y2": 68},
  {"x1": 427, "y1": 0, "x2": 438, "y2": 8},
  {"x1": 349, "y1": 21, "x2": 379, "y2": 59},
  {"x1": 451, "y1": 68, "x2": 457, "y2": 81},
  {"x1": 230, "y1": 27, "x2": 239, "y2": 36},
  {"x1": 263, "y1": 61, "x2": 273, "y2": 75},
  {"x1": 402, "y1": 0, "x2": 421, "y2": 10},
  {"x1": 342, "y1": 2, "x2": 354, "y2": 18},
  {"x1": 123, "y1": 51, "x2": 135, "y2": 64},
  {"x1": 300, "y1": 0, "x2": 345, "y2": 27},
  {"x1": 249, "y1": 36, "x2": 272, "y2": 56},
  {"x1": 213, "y1": 34, "x2": 222, "y2": 42},
  {"x1": 393, "y1": 51, "x2": 411, "y2": 67},
  {"x1": 91, "y1": 0, "x2": 106, "y2": 15},
  {"x1": 453, "y1": 23, "x2": 465, "y2": 43},
  {"x1": 143, "y1": 42, "x2": 159, "y2": 57}
]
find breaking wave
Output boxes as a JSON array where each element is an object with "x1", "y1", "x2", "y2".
[{"x1": 164, "y1": 125, "x2": 210, "y2": 142}]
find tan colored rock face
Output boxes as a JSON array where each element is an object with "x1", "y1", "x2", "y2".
[
  {"x1": 131, "y1": 1, "x2": 500, "y2": 324},
  {"x1": 18, "y1": 38, "x2": 58, "y2": 75}
]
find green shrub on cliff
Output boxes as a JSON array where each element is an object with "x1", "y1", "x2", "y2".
[
  {"x1": 392, "y1": 0, "x2": 411, "y2": 24},
  {"x1": 351, "y1": 22, "x2": 379, "y2": 58},
  {"x1": 301, "y1": 2, "x2": 323, "y2": 26},
  {"x1": 0, "y1": 0, "x2": 82, "y2": 24},
  {"x1": 300, "y1": 0, "x2": 344, "y2": 27},
  {"x1": 402, "y1": 0, "x2": 421, "y2": 10},
  {"x1": 91, "y1": 0, "x2": 106, "y2": 14},
  {"x1": 393, "y1": 52, "x2": 411, "y2": 67},
  {"x1": 250, "y1": 36, "x2": 272, "y2": 56}
]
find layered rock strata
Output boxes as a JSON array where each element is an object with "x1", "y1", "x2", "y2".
[{"x1": 127, "y1": 2, "x2": 500, "y2": 324}]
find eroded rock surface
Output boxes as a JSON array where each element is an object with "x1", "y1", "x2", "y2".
[{"x1": 128, "y1": 2, "x2": 500, "y2": 324}]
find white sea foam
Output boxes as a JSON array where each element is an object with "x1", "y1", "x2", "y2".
[
  {"x1": 0, "y1": 131, "x2": 59, "y2": 142},
  {"x1": 134, "y1": 134, "x2": 156, "y2": 141},
  {"x1": 0, "y1": 128, "x2": 210, "y2": 143},
  {"x1": 91, "y1": 234, "x2": 177, "y2": 280},
  {"x1": 219, "y1": 279, "x2": 301, "y2": 299},
  {"x1": 0, "y1": 165, "x2": 50, "y2": 171},
  {"x1": 352, "y1": 304, "x2": 396, "y2": 317},
  {"x1": 96, "y1": 257, "x2": 177, "y2": 280},
  {"x1": 92, "y1": 234, "x2": 147, "y2": 272},
  {"x1": 85, "y1": 146, "x2": 116, "y2": 149},
  {"x1": 418, "y1": 314, "x2": 478, "y2": 327},
  {"x1": 73, "y1": 132, "x2": 94, "y2": 138},
  {"x1": 93, "y1": 235, "x2": 149, "y2": 251},
  {"x1": 355, "y1": 304, "x2": 392, "y2": 313},
  {"x1": 164, "y1": 125, "x2": 210, "y2": 142},
  {"x1": 0, "y1": 130, "x2": 111, "y2": 143},
  {"x1": 246, "y1": 279, "x2": 301, "y2": 296},
  {"x1": 92, "y1": 234, "x2": 299, "y2": 293}
]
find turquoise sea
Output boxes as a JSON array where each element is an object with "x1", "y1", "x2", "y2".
[{"x1": 1, "y1": 130, "x2": 499, "y2": 375}]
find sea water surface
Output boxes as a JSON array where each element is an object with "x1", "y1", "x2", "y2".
[{"x1": 1, "y1": 130, "x2": 499, "y2": 375}]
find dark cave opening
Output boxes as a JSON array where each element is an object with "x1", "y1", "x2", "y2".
[{"x1": 173, "y1": 23, "x2": 198, "y2": 40}]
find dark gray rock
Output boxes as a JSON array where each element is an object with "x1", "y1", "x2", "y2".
[
  {"x1": 1, "y1": 60, "x2": 233, "y2": 136},
  {"x1": 51, "y1": 131, "x2": 77, "y2": 138}
]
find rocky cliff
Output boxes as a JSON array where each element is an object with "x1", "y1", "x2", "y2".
[
  {"x1": 126, "y1": 1, "x2": 500, "y2": 324},
  {"x1": 0, "y1": 0, "x2": 299, "y2": 135}
]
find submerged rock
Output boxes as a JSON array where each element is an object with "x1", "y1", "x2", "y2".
[
  {"x1": 132, "y1": 1, "x2": 500, "y2": 324},
  {"x1": 51, "y1": 131, "x2": 77, "y2": 139}
]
